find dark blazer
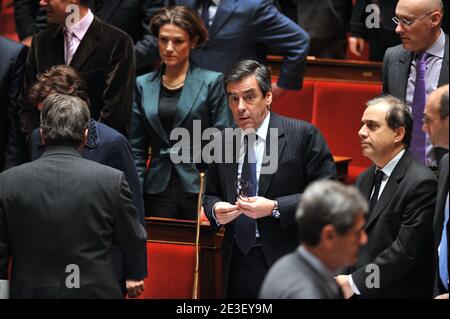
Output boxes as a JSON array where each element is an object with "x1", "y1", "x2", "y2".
[
  {"x1": 30, "y1": 120, "x2": 147, "y2": 281},
  {"x1": 382, "y1": 33, "x2": 449, "y2": 100},
  {"x1": 175, "y1": 0, "x2": 310, "y2": 90},
  {"x1": 434, "y1": 153, "x2": 449, "y2": 295},
  {"x1": 0, "y1": 36, "x2": 28, "y2": 171},
  {"x1": 353, "y1": 150, "x2": 437, "y2": 298},
  {"x1": 259, "y1": 251, "x2": 342, "y2": 299},
  {"x1": 13, "y1": 0, "x2": 162, "y2": 74},
  {"x1": 130, "y1": 63, "x2": 233, "y2": 195},
  {"x1": 203, "y1": 112, "x2": 337, "y2": 295},
  {"x1": 21, "y1": 17, "x2": 135, "y2": 137},
  {"x1": 0, "y1": 146, "x2": 147, "y2": 298}
]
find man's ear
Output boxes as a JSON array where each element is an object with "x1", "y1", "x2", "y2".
[
  {"x1": 40, "y1": 128, "x2": 46, "y2": 145},
  {"x1": 394, "y1": 126, "x2": 406, "y2": 144},
  {"x1": 320, "y1": 224, "x2": 336, "y2": 249},
  {"x1": 265, "y1": 90, "x2": 273, "y2": 109},
  {"x1": 430, "y1": 11, "x2": 442, "y2": 27}
]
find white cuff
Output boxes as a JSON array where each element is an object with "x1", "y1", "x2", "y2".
[{"x1": 348, "y1": 274, "x2": 361, "y2": 295}]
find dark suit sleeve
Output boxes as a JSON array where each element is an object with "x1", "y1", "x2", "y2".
[
  {"x1": 203, "y1": 159, "x2": 223, "y2": 231},
  {"x1": 129, "y1": 80, "x2": 150, "y2": 187},
  {"x1": 0, "y1": 179, "x2": 9, "y2": 279},
  {"x1": 349, "y1": 0, "x2": 368, "y2": 39},
  {"x1": 113, "y1": 173, "x2": 147, "y2": 255},
  {"x1": 3, "y1": 44, "x2": 29, "y2": 169},
  {"x1": 98, "y1": 34, "x2": 136, "y2": 136},
  {"x1": 351, "y1": 176, "x2": 437, "y2": 295},
  {"x1": 381, "y1": 47, "x2": 392, "y2": 95},
  {"x1": 134, "y1": 0, "x2": 163, "y2": 71},
  {"x1": 252, "y1": 0, "x2": 309, "y2": 90},
  {"x1": 19, "y1": 33, "x2": 41, "y2": 138},
  {"x1": 276, "y1": 124, "x2": 337, "y2": 226}
]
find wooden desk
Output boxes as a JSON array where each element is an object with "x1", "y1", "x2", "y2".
[
  {"x1": 333, "y1": 156, "x2": 352, "y2": 182},
  {"x1": 145, "y1": 217, "x2": 224, "y2": 298}
]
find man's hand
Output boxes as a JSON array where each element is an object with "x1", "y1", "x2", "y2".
[
  {"x1": 21, "y1": 36, "x2": 33, "y2": 47},
  {"x1": 348, "y1": 36, "x2": 365, "y2": 57},
  {"x1": 271, "y1": 82, "x2": 286, "y2": 98},
  {"x1": 126, "y1": 279, "x2": 145, "y2": 298},
  {"x1": 335, "y1": 275, "x2": 355, "y2": 299},
  {"x1": 435, "y1": 293, "x2": 449, "y2": 299},
  {"x1": 214, "y1": 202, "x2": 241, "y2": 225},
  {"x1": 236, "y1": 196, "x2": 274, "y2": 219}
]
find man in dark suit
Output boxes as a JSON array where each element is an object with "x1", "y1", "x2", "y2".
[
  {"x1": 13, "y1": 0, "x2": 163, "y2": 74},
  {"x1": 260, "y1": 180, "x2": 368, "y2": 299},
  {"x1": 26, "y1": 65, "x2": 147, "y2": 296},
  {"x1": 422, "y1": 85, "x2": 449, "y2": 299},
  {"x1": 203, "y1": 60, "x2": 337, "y2": 298},
  {"x1": 20, "y1": 0, "x2": 135, "y2": 137},
  {"x1": 175, "y1": 0, "x2": 310, "y2": 97},
  {"x1": 336, "y1": 95, "x2": 437, "y2": 298},
  {"x1": 0, "y1": 36, "x2": 28, "y2": 171},
  {"x1": 382, "y1": 0, "x2": 449, "y2": 167},
  {"x1": 0, "y1": 93, "x2": 147, "y2": 298}
]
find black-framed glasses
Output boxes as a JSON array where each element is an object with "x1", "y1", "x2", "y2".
[{"x1": 392, "y1": 12, "x2": 434, "y2": 26}]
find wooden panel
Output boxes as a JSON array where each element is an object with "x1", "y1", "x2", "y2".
[{"x1": 268, "y1": 56, "x2": 382, "y2": 84}]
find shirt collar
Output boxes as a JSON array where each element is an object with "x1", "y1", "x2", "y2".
[
  {"x1": 65, "y1": 9, "x2": 94, "y2": 41},
  {"x1": 211, "y1": 0, "x2": 220, "y2": 6},
  {"x1": 377, "y1": 149, "x2": 405, "y2": 178},
  {"x1": 239, "y1": 112, "x2": 270, "y2": 142},
  {"x1": 423, "y1": 29, "x2": 445, "y2": 59},
  {"x1": 298, "y1": 245, "x2": 337, "y2": 279}
]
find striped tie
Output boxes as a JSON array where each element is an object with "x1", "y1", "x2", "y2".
[{"x1": 64, "y1": 29, "x2": 76, "y2": 65}]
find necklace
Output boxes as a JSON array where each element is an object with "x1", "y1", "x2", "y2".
[{"x1": 162, "y1": 75, "x2": 185, "y2": 89}]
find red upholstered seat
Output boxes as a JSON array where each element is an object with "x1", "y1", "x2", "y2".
[
  {"x1": 312, "y1": 81, "x2": 382, "y2": 183},
  {"x1": 0, "y1": 2, "x2": 19, "y2": 41},
  {"x1": 137, "y1": 242, "x2": 196, "y2": 299},
  {"x1": 271, "y1": 79, "x2": 314, "y2": 123}
]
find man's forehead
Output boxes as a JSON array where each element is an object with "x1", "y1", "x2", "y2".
[
  {"x1": 226, "y1": 75, "x2": 258, "y2": 94},
  {"x1": 363, "y1": 103, "x2": 389, "y2": 119}
]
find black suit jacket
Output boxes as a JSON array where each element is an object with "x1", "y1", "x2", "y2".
[
  {"x1": 434, "y1": 153, "x2": 449, "y2": 295},
  {"x1": 21, "y1": 17, "x2": 135, "y2": 137},
  {"x1": 0, "y1": 146, "x2": 147, "y2": 298},
  {"x1": 353, "y1": 151, "x2": 437, "y2": 298},
  {"x1": 0, "y1": 36, "x2": 28, "y2": 171},
  {"x1": 203, "y1": 112, "x2": 337, "y2": 295}
]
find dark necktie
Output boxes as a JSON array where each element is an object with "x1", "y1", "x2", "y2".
[
  {"x1": 369, "y1": 169, "x2": 385, "y2": 213},
  {"x1": 201, "y1": 0, "x2": 211, "y2": 29},
  {"x1": 411, "y1": 52, "x2": 430, "y2": 164},
  {"x1": 234, "y1": 134, "x2": 257, "y2": 255}
]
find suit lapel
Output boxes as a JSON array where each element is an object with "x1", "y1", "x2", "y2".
[
  {"x1": 172, "y1": 65, "x2": 203, "y2": 129},
  {"x1": 398, "y1": 50, "x2": 413, "y2": 101},
  {"x1": 48, "y1": 26, "x2": 65, "y2": 65},
  {"x1": 70, "y1": 18, "x2": 101, "y2": 70},
  {"x1": 259, "y1": 113, "x2": 285, "y2": 197},
  {"x1": 365, "y1": 151, "x2": 411, "y2": 229},
  {"x1": 438, "y1": 34, "x2": 449, "y2": 87},
  {"x1": 208, "y1": 0, "x2": 238, "y2": 39},
  {"x1": 142, "y1": 71, "x2": 169, "y2": 145}
]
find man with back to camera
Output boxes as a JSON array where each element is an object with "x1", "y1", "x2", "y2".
[{"x1": 0, "y1": 93, "x2": 147, "y2": 298}]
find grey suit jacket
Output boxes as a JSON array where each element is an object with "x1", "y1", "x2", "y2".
[
  {"x1": 382, "y1": 33, "x2": 449, "y2": 100},
  {"x1": 0, "y1": 146, "x2": 147, "y2": 298},
  {"x1": 434, "y1": 153, "x2": 449, "y2": 295},
  {"x1": 259, "y1": 251, "x2": 341, "y2": 299}
]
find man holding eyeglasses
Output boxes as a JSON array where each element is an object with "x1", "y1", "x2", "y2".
[{"x1": 382, "y1": 0, "x2": 448, "y2": 171}]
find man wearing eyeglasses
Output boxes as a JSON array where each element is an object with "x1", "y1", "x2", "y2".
[{"x1": 382, "y1": 0, "x2": 449, "y2": 170}]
